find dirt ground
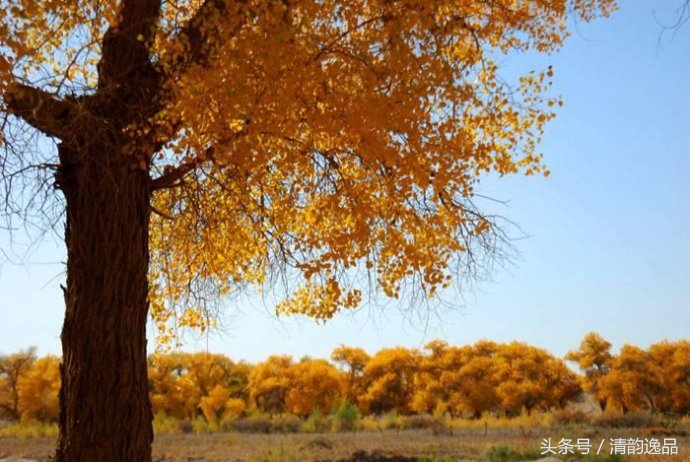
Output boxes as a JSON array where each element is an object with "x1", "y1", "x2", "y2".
[{"x1": 1, "y1": 427, "x2": 689, "y2": 461}]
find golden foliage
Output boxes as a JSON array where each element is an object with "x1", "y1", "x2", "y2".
[
  {"x1": 331, "y1": 345, "x2": 371, "y2": 402},
  {"x1": 1, "y1": 0, "x2": 616, "y2": 346},
  {"x1": 12, "y1": 332, "x2": 690, "y2": 424},
  {"x1": 285, "y1": 359, "x2": 343, "y2": 416},
  {"x1": 148, "y1": 352, "x2": 249, "y2": 421},
  {"x1": 247, "y1": 355, "x2": 293, "y2": 415},
  {"x1": 17, "y1": 356, "x2": 60, "y2": 423},
  {"x1": 360, "y1": 347, "x2": 418, "y2": 414},
  {"x1": 95, "y1": 0, "x2": 620, "y2": 342},
  {"x1": 0, "y1": 348, "x2": 36, "y2": 421}
]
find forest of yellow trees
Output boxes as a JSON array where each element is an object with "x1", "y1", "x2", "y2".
[{"x1": 1, "y1": 333, "x2": 689, "y2": 428}]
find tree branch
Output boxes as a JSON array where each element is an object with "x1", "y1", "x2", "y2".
[
  {"x1": 151, "y1": 160, "x2": 200, "y2": 190},
  {"x1": 4, "y1": 82, "x2": 78, "y2": 139},
  {"x1": 98, "y1": 0, "x2": 162, "y2": 88},
  {"x1": 151, "y1": 117, "x2": 252, "y2": 190},
  {"x1": 161, "y1": 0, "x2": 250, "y2": 76},
  {"x1": 150, "y1": 1, "x2": 255, "y2": 151}
]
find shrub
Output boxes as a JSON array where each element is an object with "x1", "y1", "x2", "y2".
[
  {"x1": 552, "y1": 409, "x2": 591, "y2": 426},
  {"x1": 192, "y1": 416, "x2": 212, "y2": 433},
  {"x1": 0, "y1": 421, "x2": 58, "y2": 438},
  {"x1": 302, "y1": 408, "x2": 331, "y2": 433},
  {"x1": 482, "y1": 446, "x2": 518, "y2": 462},
  {"x1": 332, "y1": 400, "x2": 361, "y2": 432},
  {"x1": 178, "y1": 419, "x2": 193, "y2": 434},
  {"x1": 152, "y1": 412, "x2": 180, "y2": 434},
  {"x1": 271, "y1": 414, "x2": 302, "y2": 433},
  {"x1": 230, "y1": 415, "x2": 273, "y2": 433},
  {"x1": 593, "y1": 412, "x2": 656, "y2": 428},
  {"x1": 382, "y1": 411, "x2": 401, "y2": 431},
  {"x1": 398, "y1": 414, "x2": 448, "y2": 435}
]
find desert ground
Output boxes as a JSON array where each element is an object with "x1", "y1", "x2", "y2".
[{"x1": 1, "y1": 425, "x2": 689, "y2": 462}]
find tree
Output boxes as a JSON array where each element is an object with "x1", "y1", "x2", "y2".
[
  {"x1": 646, "y1": 341, "x2": 679, "y2": 415},
  {"x1": 0, "y1": 1, "x2": 615, "y2": 459},
  {"x1": 410, "y1": 341, "x2": 501, "y2": 419},
  {"x1": 148, "y1": 353, "x2": 194, "y2": 419},
  {"x1": 448, "y1": 348, "x2": 501, "y2": 418},
  {"x1": 199, "y1": 385, "x2": 246, "y2": 424},
  {"x1": 598, "y1": 345, "x2": 657, "y2": 414},
  {"x1": 360, "y1": 347, "x2": 418, "y2": 414},
  {"x1": 0, "y1": 347, "x2": 36, "y2": 421},
  {"x1": 17, "y1": 355, "x2": 61, "y2": 422},
  {"x1": 566, "y1": 332, "x2": 613, "y2": 411},
  {"x1": 285, "y1": 358, "x2": 343, "y2": 416},
  {"x1": 410, "y1": 340, "x2": 452, "y2": 415},
  {"x1": 148, "y1": 352, "x2": 249, "y2": 420},
  {"x1": 493, "y1": 343, "x2": 543, "y2": 416},
  {"x1": 247, "y1": 355, "x2": 293, "y2": 415},
  {"x1": 640, "y1": 341, "x2": 690, "y2": 416},
  {"x1": 667, "y1": 341, "x2": 690, "y2": 415},
  {"x1": 331, "y1": 345, "x2": 370, "y2": 405}
]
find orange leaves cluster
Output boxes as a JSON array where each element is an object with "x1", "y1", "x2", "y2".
[
  {"x1": 5, "y1": 332, "x2": 690, "y2": 425},
  {"x1": 147, "y1": 340, "x2": 590, "y2": 421},
  {"x1": 0, "y1": 349, "x2": 60, "y2": 422},
  {"x1": 142, "y1": 0, "x2": 615, "y2": 339},
  {"x1": 412, "y1": 340, "x2": 580, "y2": 418},
  {"x1": 285, "y1": 359, "x2": 344, "y2": 416},
  {"x1": 1, "y1": 0, "x2": 614, "y2": 342},
  {"x1": 17, "y1": 356, "x2": 60, "y2": 422},
  {"x1": 148, "y1": 352, "x2": 250, "y2": 422},
  {"x1": 567, "y1": 333, "x2": 690, "y2": 415},
  {"x1": 0, "y1": 0, "x2": 117, "y2": 93}
]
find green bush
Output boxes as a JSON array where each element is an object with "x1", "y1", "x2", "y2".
[
  {"x1": 152, "y1": 412, "x2": 180, "y2": 434},
  {"x1": 302, "y1": 408, "x2": 331, "y2": 433},
  {"x1": 382, "y1": 411, "x2": 401, "y2": 430},
  {"x1": 192, "y1": 416, "x2": 212, "y2": 433},
  {"x1": 332, "y1": 400, "x2": 361, "y2": 432}
]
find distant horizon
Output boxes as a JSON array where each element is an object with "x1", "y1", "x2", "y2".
[{"x1": 2, "y1": 329, "x2": 686, "y2": 365}]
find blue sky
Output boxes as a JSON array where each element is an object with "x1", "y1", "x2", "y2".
[{"x1": 1, "y1": 1, "x2": 688, "y2": 362}]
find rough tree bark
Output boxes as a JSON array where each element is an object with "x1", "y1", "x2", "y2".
[
  {"x1": 5, "y1": 85, "x2": 158, "y2": 461},
  {"x1": 54, "y1": 141, "x2": 153, "y2": 461},
  {"x1": 5, "y1": 0, "x2": 165, "y2": 458}
]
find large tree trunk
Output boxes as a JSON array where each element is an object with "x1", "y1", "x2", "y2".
[{"x1": 55, "y1": 140, "x2": 153, "y2": 462}]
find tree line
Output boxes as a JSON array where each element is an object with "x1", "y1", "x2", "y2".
[{"x1": 1, "y1": 333, "x2": 689, "y2": 426}]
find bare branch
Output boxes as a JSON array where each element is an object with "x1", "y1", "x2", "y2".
[
  {"x1": 151, "y1": 125, "x2": 251, "y2": 190},
  {"x1": 151, "y1": 160, "x2": 199, "y2": 190},
  {"x1": 4, "y1": 83, "x2": 78, "y2": 139}
]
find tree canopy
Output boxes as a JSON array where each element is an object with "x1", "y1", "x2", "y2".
[{"x1": 2, "y1": 0, "x2": 615, "y2": 341}]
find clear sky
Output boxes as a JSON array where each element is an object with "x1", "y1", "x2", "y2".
[{"x1": 1, "y1": 1, "x2": 688, "y2": 363}]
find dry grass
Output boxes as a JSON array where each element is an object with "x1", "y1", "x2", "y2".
[{"x1": 2, "y1": 425, "x2": 690, "y2": 461}]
